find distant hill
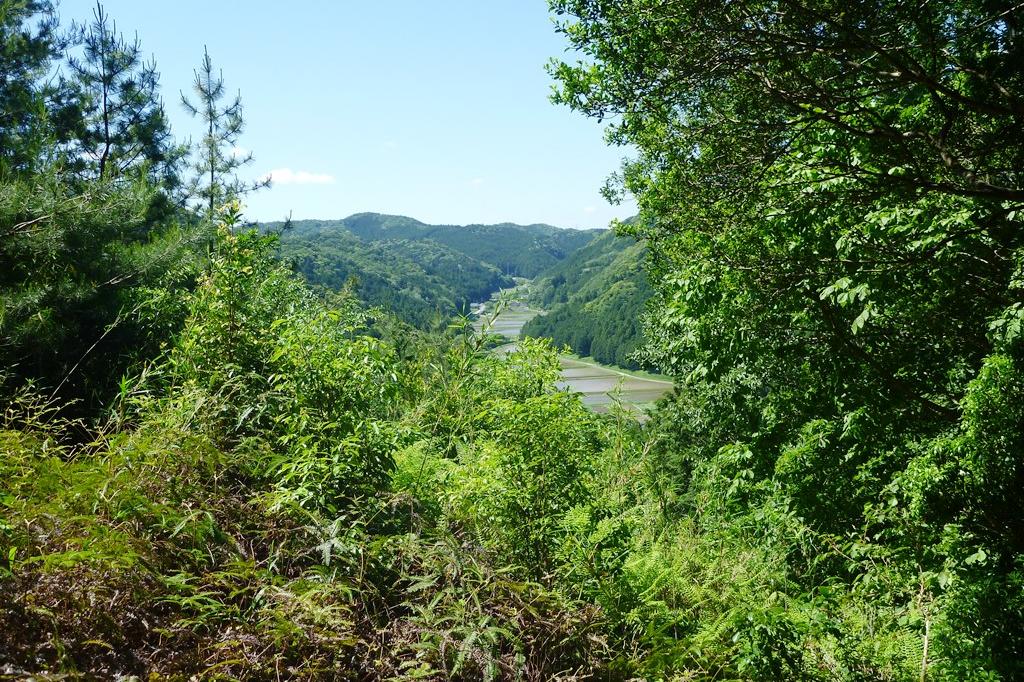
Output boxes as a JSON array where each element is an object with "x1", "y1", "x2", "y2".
[
  {"x1": 522, "y1": 228, "x2": 652, "y2": 369},
  {"x1": 312, "y1": 213, "x2": 600, "y2": 278},
  {"x1": 272, "y1": 214, "x2": 599, "y2": 327}
]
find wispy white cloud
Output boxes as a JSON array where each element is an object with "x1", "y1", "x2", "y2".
[
  {"x1": 469, "y1": 177, "x2": 485, "y2": 187},
  {"x1": 229, "y1": 145, "x2": 250, "y2": 159},
  {"x1": 382, "y1": 139, "x2": 399, "y2": 150},
  {"x1": 263, "y1": 168, "x2": 336, "y2": 186},
  {"x1": 583, "y1": 206, "x2": 597, "y2": 214}
]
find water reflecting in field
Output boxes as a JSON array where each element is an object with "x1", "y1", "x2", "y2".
[
  {"x1": 475, "y1": 292, "x2": 673, "y2": 417},
  {"x1": 482, "y1": 305, "x2": 538, "y2": 338},
  {"x1": 557, "y1": 357, "x2": 672, "y2": 415}
]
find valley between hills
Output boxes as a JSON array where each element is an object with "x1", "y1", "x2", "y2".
[{"x1": 274, "y1": 212, "x2": 670, "y2": 416}]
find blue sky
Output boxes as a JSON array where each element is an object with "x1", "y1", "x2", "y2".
[{"x1": 56, "y1": 1, "x2": 636, "y2": 229}]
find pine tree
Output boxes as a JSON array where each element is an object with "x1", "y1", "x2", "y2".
[
  {"x1": 0, "y1": 0, "x2": 60, "y2": 176},
  {"x1": 181, "y1": 46, "x2": 267, "y2": 219},
  {"x1": 64, "y1": 2, "x2": 182, "y2": 185}
]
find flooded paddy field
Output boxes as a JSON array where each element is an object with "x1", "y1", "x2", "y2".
[
  {"x1": 557, "y1": 356, "x2": 672, "y2": 416},
  {"x1": 474, "y1": 290, "x2": 673, "y2": 417},
  {"x1": 480, "y1": 305, "x2": 539, "y2": 338}
]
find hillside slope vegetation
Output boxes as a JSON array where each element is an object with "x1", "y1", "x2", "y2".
[
  {"x1": 275, "y1": 215, "x2": 601, "y2": 327},
  {"x1": 1, "y1": 217, "x2": 621, "y2": 679},
  {"x1": 290, "y1": 213, "x2": 599, "y2": 278},
  {"x1": 524, "y1": 229, "x2": 651, "y2": 369},
  {"x1": 278, "y1": 221, "x2": 513, "y2": 327}
]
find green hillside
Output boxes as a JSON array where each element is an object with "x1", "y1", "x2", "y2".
[
  {"x1": 278, "y1": 220, "x2": 513, "y2": 327},
  {"x1": 308, "y1": 213, "x2": 600, "y2": 278},
  {"x1": 276, "y1": 215, "x2": 600, "y2": 327},
  {"x1": 523, "y1": 229, "x2": 652, "y2": 369}
]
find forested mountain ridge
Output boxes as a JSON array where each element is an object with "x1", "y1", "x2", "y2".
[
  {"x1": 523, "y1": 228, "x2": 652, "y2": 369},
  {"x1": 282, "y1": 213, "x2": 600, "y2": 278},
  {"x1": 274, "y1": 214, "x2": 603, "y2": 327},
  {"x1": 277, "y1": 222, "x2": 513, "y2": 327}
]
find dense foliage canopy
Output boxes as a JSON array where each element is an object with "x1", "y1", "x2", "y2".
[{"x1": 550, "y1": 0, "x2": 1024, "y2": 677}]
